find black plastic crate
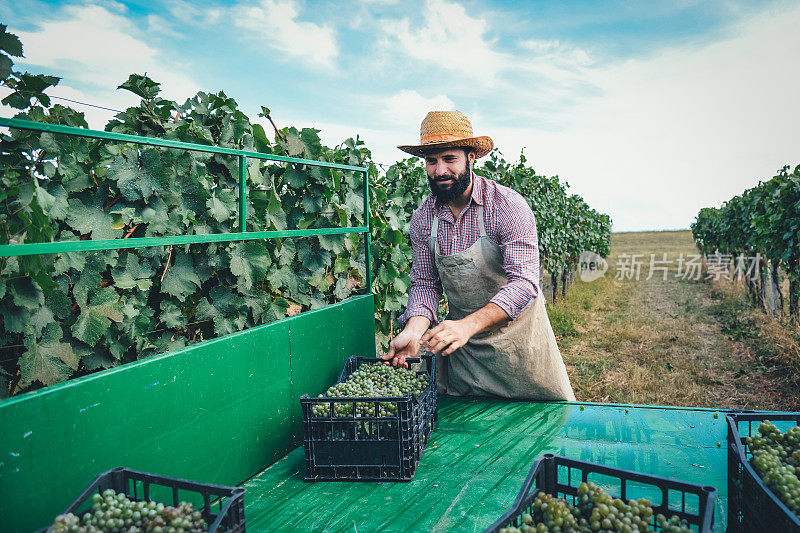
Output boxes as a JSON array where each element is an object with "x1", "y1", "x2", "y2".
[
  {"x1": 484, "y1": 454, "x2": 716, "y2": 533},
  {"x1": 299, "y1": 354, "x2": 437, "y2": 481},
  {"x1": 37, "y1": 467, "x2": 245, "y2": 532},
  {"x1": 726, "y1": 411, "x2": 800, "y2": 533}
]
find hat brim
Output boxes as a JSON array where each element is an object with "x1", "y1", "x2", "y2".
[{"x1": 397, "y1": 136, "x2": 494, "y2": 159}]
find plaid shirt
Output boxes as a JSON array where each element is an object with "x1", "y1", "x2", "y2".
[{"x1": 399, "y1": 173, "x2": 540, "y2": 326}]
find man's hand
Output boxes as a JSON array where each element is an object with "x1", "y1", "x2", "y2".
[
  {"x1": 421, "y1": 303, "x2": 510, "y2": 356},
  {"x1": 420, "y1": 319, "x2": 476, "y2": 356},
  {"x1": 382, "y1": 316, "x2": 430, "y2": 368}
]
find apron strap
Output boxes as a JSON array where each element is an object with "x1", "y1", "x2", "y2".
[
  {"x1": 429, "y1": 213, "x2": 440, "y2": 255},
  {"x1": 477, "y1": 205, "x2": 487, "y2": 237}
]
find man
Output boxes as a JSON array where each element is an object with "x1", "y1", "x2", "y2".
[{"x1": 383, "y1": 110, "x2": 575, "y2": 400}]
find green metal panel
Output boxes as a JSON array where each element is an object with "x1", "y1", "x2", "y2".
[
  {"x1": 242, "y1": 397, "x2": 729, "y2": 532},
  {"x1": 0, "y1": 294, "x2": 375, "y2": 533}
]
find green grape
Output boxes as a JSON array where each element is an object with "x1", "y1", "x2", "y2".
[
  {"x1": 310, "y1": 362, "x2": 430, "y2": 421},
  {"x1": 499, "y1": 482, "x2": 695, "y2": 532},
  {"x1": 747, "y1": 420, "x2": 800, "y2": 516},
  {"x1": 47, "y1": 489, "x2": 209, "y2": 532}
]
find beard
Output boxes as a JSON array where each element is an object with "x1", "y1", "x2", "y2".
[{"x1": 428, "y1": 161, "x2": 471, "y2": 203}]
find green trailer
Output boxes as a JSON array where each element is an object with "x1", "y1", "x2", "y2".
[{"x1": 0, "y1": 119, "x2": 733, "y2": 532}]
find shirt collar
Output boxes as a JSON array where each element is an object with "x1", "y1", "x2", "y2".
[{"x1": 433, "y1": 171, "x2": 485, "y2": 214}]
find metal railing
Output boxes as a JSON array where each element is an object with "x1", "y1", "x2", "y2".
[{"x1": 0, "y1": 117, "x2": 373, "y2": 292}]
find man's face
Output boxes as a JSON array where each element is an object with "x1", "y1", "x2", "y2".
[{"x1": 424, "y1": 148, "x2": 474, "y2": 203}]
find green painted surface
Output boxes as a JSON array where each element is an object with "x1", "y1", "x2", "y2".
[
  {"x1": 242, "y1": 397, "x2": 729, "y2": 532},
  {"x1": 0, "y1": 294, "x2": 375, "y2": 533}
]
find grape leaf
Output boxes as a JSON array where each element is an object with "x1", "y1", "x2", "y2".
[
  {"x1": 161, "y1": 253, "x2": 201, "y2": 301},
  {"x1": 229, "y1": 241, "x2": 270, "y2": 291},
  {"x1": 44, "y1": 289, "x2": 71, "y2": 320},
  {"x1": 207, "y1": 189, "x2": 234, "y2": 223},
  {"x1": 35, "y1": 184, "x2": 69, "y2": 220},
  {"x1": 1, "y1": 303, "x2": 27, "y2": 333},
  {"x1": 113, "y1": 252, "x2": 154, "y2": 290},
  {"x1": 53, "y1": 251, "x2": 86, "y2": 276},
  {"x1": 19, "y1": 323, "x2": 78, "y2": 388},
  {"x1": 29, "y1": 305, "x2": 55, "y2": 336},
  {"x1": 261, "y1": 297, "x2": 289, "y2": 323},
  {"x1": 319, "y1": 233, "x2": 345, "y2": 254},
  {"x1": 283, "y1": 168, "x2": 307, "y2": 188},
  {"x1": 72, "y1": 287, "x2": 124, "y2": 346},
  {"x1": 277, "y1": 239, "x2": 296, "y2": 265},
  {"x1": 9, "y1": 277, "x2": 44, "y2": 309},
  {"x1": 72, "y1": 254, "x2": 106, "y2": 308},
  {"x1": 0, "y1": 25, "x2": 23, "y2": 57},
  {"x1": 267, "y1": 264, "x2": 294, "y2": 291},
  {"x1": 66, "y1": 197, "x2": 121, "y2": 240},
  {"x1": 108, "y1": 150, "x2": 168, "y2": 201},
  {"x1": 297, "y1": 240, "x2": 330, "y2": 271},
  {"x1": 195, "y1": 286, "x2": 246, "y2": 336},
  {"x1": 118, "y1": 74, "x2": 161, "y2": 99},
  {"x1": 142, "y1": 197, "x2": 171, "y2": 235},
  {"x1": 159, "y1": 299, "x2": 184, "y2": 328}
]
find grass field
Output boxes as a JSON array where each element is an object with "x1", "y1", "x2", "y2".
[{"x1": 547, "y1": 230, "x2": 800, "y2": 410}]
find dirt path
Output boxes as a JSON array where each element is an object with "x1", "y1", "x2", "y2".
[{"x1": 552, "y1": 231, "x2": 799, "y2": 410}]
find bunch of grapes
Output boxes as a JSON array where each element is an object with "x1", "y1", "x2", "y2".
[
  {"x1": 47, "y1": 489, "x2": 208, "y2": 532},
  {"x1": 745, "y1": 420, "x2": 800, "y2": 516},
  {"x1": 311, "y1": 363, "x2": 429, "y2": 418},
  {"x1": 498, "y1": 481, "x2": 694, "y2": 533}
]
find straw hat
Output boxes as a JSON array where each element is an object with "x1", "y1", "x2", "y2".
[{"x1": 398, "y1": 110, "x2": 493, "y2": 158}]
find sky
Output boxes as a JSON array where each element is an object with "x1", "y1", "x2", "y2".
[{"x1": 1, "y1": 0, "x2": 799, "y2": 231}]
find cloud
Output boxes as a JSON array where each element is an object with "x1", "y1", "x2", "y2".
[
  {"x1": 166, "y1": 0, "x2": 222, "y2": 25},
  {"x1": 145, "y1": 14, "x2": 180, "y2": 38},
  {"x1": 382, "y1": 90, "x2": 454, "y2": 126},
  {"x1": 234, "y1": 0, "x2": 338, "y2": 69},
  {"x1": 384, "y1": 0, "x2": 508, "y2": 83},
  {"x1": 12, "y1": 4, "x2": 200, "y2": 104}
]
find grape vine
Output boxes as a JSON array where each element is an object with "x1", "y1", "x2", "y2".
[{"x1": 691, "y1": 165, "x2": 800, "y2": 326}]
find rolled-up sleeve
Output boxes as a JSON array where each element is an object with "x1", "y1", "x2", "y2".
[
  {"x1": 398, "y1": 208, "x2": 443, "y2": 326},
  {"x1": 489, "y1": 193, "x2": 539, "y2": 319}
]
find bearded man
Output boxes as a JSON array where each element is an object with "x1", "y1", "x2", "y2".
[{"x1": 382, "y1": 111, "x2": 575, "y2": 400}]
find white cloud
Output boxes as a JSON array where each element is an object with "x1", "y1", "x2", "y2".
[
  {"x1": 234, "y1": 0, "x2": 338, "y2": 69},
  {"x1": 13, "y1": 4, "x2": 200, "y2": 105},
  {"x1": 145, "y1": 14, "x2": 179, "y2": 38},
  {"x1": 166, "y1": 0, "x2": 222, "y2": 25},
  {"x1": 382, "y1": 90, "x2": 454, "y2": 126},
  {"x1": 384, "y1": 0, "x2": 508, "y2": 83}
]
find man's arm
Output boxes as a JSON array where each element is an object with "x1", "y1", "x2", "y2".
[
  {"x1": 397, "y1": 207, "x2": 443, "y2": 327},
  {"x1": 384, "y1": 208, "x2": 442, "y2": 367}
]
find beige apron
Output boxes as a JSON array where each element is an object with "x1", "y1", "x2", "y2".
[{"x1": 430, "y1": 205, "x2": 576, "y2": 401}]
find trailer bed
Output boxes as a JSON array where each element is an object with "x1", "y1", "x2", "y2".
[{"x1": 243, "y1": 397, "x2": 728, "y2": 532}]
